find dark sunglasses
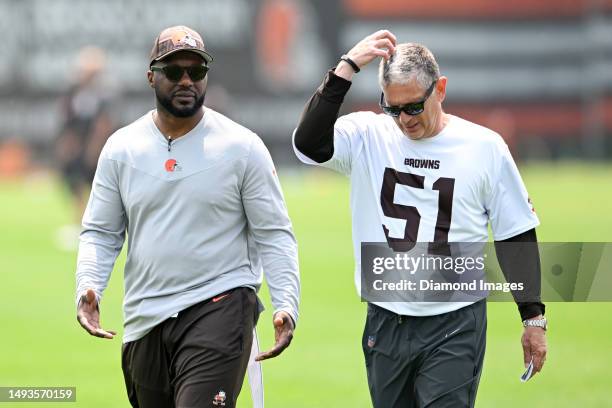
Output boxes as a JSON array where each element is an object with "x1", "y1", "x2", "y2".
[
  {"x1": 151, "y1": 64, "x2": 209, "y2": 82},
  {"x1": 380, "y1": 80, "x2": 437, "y2": 117}
]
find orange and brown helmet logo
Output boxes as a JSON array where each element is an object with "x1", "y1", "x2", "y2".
[{"x1": 165, "y1": 159, "x2": 178, "y2": 172}]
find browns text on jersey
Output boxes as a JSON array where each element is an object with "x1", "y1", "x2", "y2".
[{"x1": 404, "y1": 158, "x2": 440, "y2": 169}]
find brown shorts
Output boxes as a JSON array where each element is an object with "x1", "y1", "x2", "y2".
[{"x1": 122, "y1": 287, "x2": 261, "y2": 408}]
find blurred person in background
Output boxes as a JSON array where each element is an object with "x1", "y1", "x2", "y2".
[
  {"x1": 55, "y1": 46, "x2": 115, "y2": 249},
  {"x1": 293, "y1": 30, "x2": 547, "y2": 407},
  {"x1": 75, "y1": 26, "x2": 299, "y2": 408}
]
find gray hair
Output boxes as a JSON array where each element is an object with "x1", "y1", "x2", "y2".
[{"x1": 378, "y1": 43, "x2": 440, "y2": 90}]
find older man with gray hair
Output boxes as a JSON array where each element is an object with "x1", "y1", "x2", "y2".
[{"x1": 293, "y1": 30, "x2": 547, "y2": 407}]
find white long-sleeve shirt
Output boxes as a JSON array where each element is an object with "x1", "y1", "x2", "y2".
[{"x1": 76, "y1": 109, "x2": 300, "y2": 343}]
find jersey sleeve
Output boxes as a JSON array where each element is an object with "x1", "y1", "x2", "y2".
[
  {"x1": 292, "y1": 111, "x2": 369, "y2": 176},
  {"x1": 242, "y1": 135, "x2": 300, "y2": 325},
  {"x1": 486, "y1": 142, "x2": 540, "y2": 240},
  {"x1": 75, "y1": 138, "x2": 127, "y2": 307}
]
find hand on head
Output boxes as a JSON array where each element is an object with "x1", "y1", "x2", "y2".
[{"x1": 336, "y1": 30, "x2": 397, "y2": 80}]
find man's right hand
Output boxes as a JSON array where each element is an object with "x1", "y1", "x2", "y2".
[
  {"x1": 335, "y1": 30, "x2": 397, "y2": 81},
  {"x1": 77, "y1": 289, "x2": 116, "y2": 339}
]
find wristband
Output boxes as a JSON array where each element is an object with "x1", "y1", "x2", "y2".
[{"x1": 339, "y1": 55, "x2": 360, "y2": 73}]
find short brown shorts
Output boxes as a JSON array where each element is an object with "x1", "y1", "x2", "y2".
[{"x1": 122, "y1": 287, "x2": 261, "y2": 408}]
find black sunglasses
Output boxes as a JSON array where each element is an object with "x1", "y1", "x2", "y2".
[
  {"x1": 151, "y1": 64, "x2": 209, "y2": 82},
  {"x1": 380, "y1": 80, "x2": 437, "y2": 117}
]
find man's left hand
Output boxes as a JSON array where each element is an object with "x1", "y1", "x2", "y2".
[
  {"x1": 255, "y1": 311, "x2": 294, "y2": 361},
  {"x1": 521, "y1": 316, "x2": 547, "y2": 376}
]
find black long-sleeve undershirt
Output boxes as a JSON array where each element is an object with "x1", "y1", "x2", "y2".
[
  {"x1": 495, "y1": 229, "x2": 545, "y2": 320},
  {"x1": 295, "y1": 69, "x2": 545, "y2": 321},
  {"x1": 294, "y1": 70, "x2": 351, "y2": 163}
]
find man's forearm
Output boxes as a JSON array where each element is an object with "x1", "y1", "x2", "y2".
[
  {"x1": 76, "y1": 229, "x2": 125, "y2": 307},
  {"x1": 494, "y1": 228, "x2": 545, "y2": 320},
  {"x1": 293, "y1": 70, "x2": 352, "y2": 163}
]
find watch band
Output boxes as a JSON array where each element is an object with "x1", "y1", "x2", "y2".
[
  {"x1": 339, "y1": 55, "x2": 360, "y2": 73},
  {"x1": 523, "y1": 318, "x2": 547, "y2": 331}
]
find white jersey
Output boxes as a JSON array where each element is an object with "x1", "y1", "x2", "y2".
[{"x1": 294, "y1": 112, "x2": 539, "y2": 316}]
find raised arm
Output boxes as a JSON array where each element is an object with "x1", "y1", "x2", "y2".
[{"x1": 294, "y1": 30, "x2": 396, "y2": 163}]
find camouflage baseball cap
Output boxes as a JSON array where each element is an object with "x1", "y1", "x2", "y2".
[{"x1": 149, "y1": 25, "x2": 213, "y2": 66}]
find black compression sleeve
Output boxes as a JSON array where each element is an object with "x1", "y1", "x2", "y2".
[
  {"x1": 293, "y1": 69, "x2": 352, "y2": 163},
  {"x1": 494, "y1": 228, "x2": 545, "y2": 321}
]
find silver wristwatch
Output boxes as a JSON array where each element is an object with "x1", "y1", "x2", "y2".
[{"x1": 523, "y1": 317, "x2": 547, "y2": 331}]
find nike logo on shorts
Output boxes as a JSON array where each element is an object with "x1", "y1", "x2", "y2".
[
  {"x1": 445, "y1": 328, "x2": 460, "y2": 338},
  {"x1": 212, "y1": 293, "x2": 230, "y2": 302}
]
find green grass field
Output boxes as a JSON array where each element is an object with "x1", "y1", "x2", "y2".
[{"x1": 1, "y1": 162, "x2": 611, "y2": 407}]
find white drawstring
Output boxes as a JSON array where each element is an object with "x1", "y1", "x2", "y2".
[{"x1": 247, "y1": 328, "x2": 264, "y2": 408}]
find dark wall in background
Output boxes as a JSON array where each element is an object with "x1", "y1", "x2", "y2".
[{"x1": 1, "y1": 0, "x2": 611, "y2": 164}]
